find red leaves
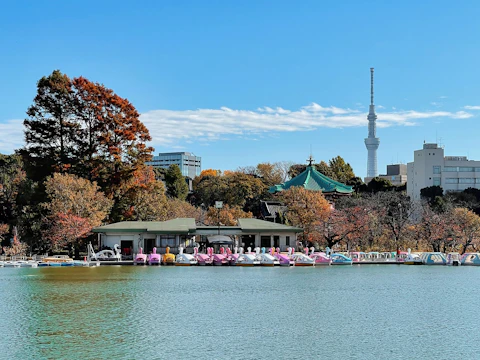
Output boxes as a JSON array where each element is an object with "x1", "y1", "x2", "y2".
[{"x1": 43, "y1": 212, "x2": 91, "y2": 250}]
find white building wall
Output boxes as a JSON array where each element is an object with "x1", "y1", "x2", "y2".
[{"x1": 407, "y1": 143, "x2": 480, "y2": 200}]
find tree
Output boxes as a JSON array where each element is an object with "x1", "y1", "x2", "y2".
[
  {"x1": 115, "y1": 166, "x2": 167, "y2": 221},
  {"x1": 163, "y1": 198, "x2": 201, "y2": 221},
  {"x1": 22, "y1": 71, "x2": 154, "y2": 193},
  {"x1": 165, "y1": 164, "x2": 189, "y2": 200},
  {"x1": 328, "y1": 156, "x2": 355, "y2": 183},
  {"x1": 418, "y1": 201, "x2": 452, "y2": 252},
  {"x1": 255, "y1": 163, "x2": 284, "y2": 187},
  {"x1": 451, "y1": 207, "x2": 480, "y2": 254},
  {"x1": 280, "y1": 187, "x2": 331, "y2": 245},
  {"x1": 0, "y1": 154, "x2": 26, "y2": 225},
  {"x1": 44, "y1": 213, "x2": 91, "y2": 252},
  {"x1": 346, "y1": 176, "x2": 367, "y2": 193},
  {"x1": 2, "y1": 226, "x2": 28, "y2": 257},
  {"x1": 370, "y1": 191, "x2": 413, "y2": 251},
  {"x1": 0, "y1": 223, "x2": 8, "y2": 246},
  {"x1": 367, "y1": 177, "x2": 393, "y2": 193},
  {"x1": 42, "y1": 173, "x2": 113, "y2": 251},
  {"x1": 22, "y1": 70, "x2": 79, "y2": 182},
  {"x1": 204, "y1": 204, "x2": 253, "y2": 226},
  {"x1": 420, "y1": 186, "x2": 443, "y2": 203},
  {"x1": 315, "y1": 161, "x2": 333, "y2": 179}
]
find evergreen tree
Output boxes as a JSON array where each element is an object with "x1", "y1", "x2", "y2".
[{"x1": 165, "y1": 165, "x2": 189, "y2": 200}]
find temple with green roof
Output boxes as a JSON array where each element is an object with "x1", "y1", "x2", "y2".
[{"x1": 268, "y1": 156, "x2": 353, "y2": 197}]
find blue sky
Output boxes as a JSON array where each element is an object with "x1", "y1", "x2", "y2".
[{"x1": 2, "y1": 0, "x2": 480, "y2": 178}]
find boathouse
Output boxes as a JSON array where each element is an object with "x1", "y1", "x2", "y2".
[{"x1": 92, "y1": 218, "x2": 302, "y2": 255}]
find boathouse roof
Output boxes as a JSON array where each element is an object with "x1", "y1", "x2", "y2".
[{"x1": 93, "y1": 218, "x2": 302, "y2": 234}]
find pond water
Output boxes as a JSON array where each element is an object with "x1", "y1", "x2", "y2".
[{"x1": 0, "y1": 265, "x2": 478, "y2": 359}]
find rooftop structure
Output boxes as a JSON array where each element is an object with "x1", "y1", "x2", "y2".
[
  {"x1": 364, "y1": 67, "x2": 380, "y2": 180},
  {"x1": 364, "y1": 164, "x2": 407, "y2": 186}
]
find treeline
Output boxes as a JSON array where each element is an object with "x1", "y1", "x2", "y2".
[{"x1": 2, "y1": 70, "x2": 480, "y2": 256}]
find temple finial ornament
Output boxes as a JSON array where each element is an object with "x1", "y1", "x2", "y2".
[{"x1": 307, "y1": 155, "x2": 314, "y2": 166}]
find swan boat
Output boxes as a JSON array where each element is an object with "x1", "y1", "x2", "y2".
[
  {"x1": 236, "y1": 253, "x2": 258, "y2": 266},
  {"x1": 148, "y1": 247, "x2": 161, "y2": 265},
  {"x1": 134, "y1": 248, "x2": 147, "y2": 265},
  {"x1": 330, "y1": 253, "x2": 353, "y2": 265},
  {"x1": 461, "y1": 253, "x2": 480, "y2": 266},
  {"x1": 162, "y1": 246, "x2": 176, "y2": 265},
  {"x1": 175, "y1": 247, "x2": 197, "y2": 266}
]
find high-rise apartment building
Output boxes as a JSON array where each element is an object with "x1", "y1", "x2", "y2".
[{"x1": 407, "y1": 143, "x2": 480, "y2": 200}]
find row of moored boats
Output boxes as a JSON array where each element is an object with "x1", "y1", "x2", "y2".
[
  {"x1": 135, "y1": 247, "x2": 480, "y2": 267},
  {"x1": 0, "y1": 255, "x2": 97, "y2": 268}
]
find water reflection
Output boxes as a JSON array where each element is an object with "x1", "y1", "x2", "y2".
[{"x1": 0, "y1": 266, "x2": 479, "y2": 359}]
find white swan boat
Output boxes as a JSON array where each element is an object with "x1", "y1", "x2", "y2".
[
  {"x1": 236, "y1": 253, "x2": 258, "y2": 266},
  {"x1": 176, "y1": 247, "x2": 197, "y2": 266}
]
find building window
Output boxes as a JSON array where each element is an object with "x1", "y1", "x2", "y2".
[
  {"x1": 286, "y1": 236, "x2": 290, "y2": 246},
  {"x1": 459, "y1": 167, "x2": 475, "y2": 172},
  {"x1": 260, "y1": 236, "x2": 271, "y2": 248},
  {"x1": 433, "y1": 166, "x2": 441, "y2": 174},
  {"x1": 433, "y1": 178, "x2": 441, "y2": 186},
  {"x1": 444, "y1": 167, "x2": 458, "y2": 172},
  {"x1": 160, "y1": 235, "x2": 176, "y2": 247},
  {"x1": 459, "y1": 178, "x2": 475, "y2": 184},
  {"x1": 445, "y1": 178, "x2": 459, "y2": 184}
]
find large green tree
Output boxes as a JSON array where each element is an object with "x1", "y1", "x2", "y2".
[
  {"x1": 22, "y1": 70, "x2": 79, "y2": 182},
  {"x1": 329, "y1": 156, "x2": 355, "y2": 184},
  {"x1": 165, "y1": 164, "x2": 189, "y2": 201}
]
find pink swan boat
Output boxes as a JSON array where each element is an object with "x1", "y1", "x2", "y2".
[
  {"x1": 147, "y1": 247, "x2": 161, "y2": 265},
  {"x1": 213, "y1": 247, "x2": 229, "y2": 266},
  {"x1": 274, "y1": 247, "x2": 292, "y2": 266},
  {"x1": 196, "y1": 247, "x2": 214, "y2": 266},
  {"x1": 134, "y1": 247, "x2": 147, "y2": 265}
]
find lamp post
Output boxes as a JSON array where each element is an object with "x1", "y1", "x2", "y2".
[{"x1": 215, "y1": 201, "x2": 223, "y2": 235}]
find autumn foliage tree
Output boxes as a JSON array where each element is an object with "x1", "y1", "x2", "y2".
[
  {"x1": 451, "y1": 207, "x2": 480, "y2": 254},
  {"x1": 22, "y1": 70, "x2": 153, "y2": 194},
  {"x1": 115, "y1": 166, "x2": 167, "y2": 221},
  {"x1": 42, "y1": 173, "x2": 113, "y2": 252},
  {"x1": 280, "y1": 187, "x2": 331, "y2": 245},
  {"x1": 204, "y1": 204, "x2": 253, "y2": 226}
]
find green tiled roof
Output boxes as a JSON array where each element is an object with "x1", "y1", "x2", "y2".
[{"x1": 269, "y1": 165, "x2": 353, "y2": 194}]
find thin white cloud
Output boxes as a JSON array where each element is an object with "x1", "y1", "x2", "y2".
[
  {"x1": 0, "y1": 103, "x2": 475, "y2": 153},
  {"x1": 0, "y1": 119, "x2": 24, "y2": 154},
  {"x1": 140, "y1": 103, "x2": 474, "y2": 147},
  {"x1": 464, "y1": 105, "x2": 480, "y2": 110}
]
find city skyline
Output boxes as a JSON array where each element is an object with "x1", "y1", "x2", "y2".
[{"x1": 2, "y1": 1, "x2": 480, "y2": 178}]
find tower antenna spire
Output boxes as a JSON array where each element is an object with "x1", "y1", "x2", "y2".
[{"x1": 370, "y1": 67, "x2": 374, "y2": 105}]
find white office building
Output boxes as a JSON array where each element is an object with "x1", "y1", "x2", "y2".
[
  {"x1": 147, "y1": 152, "x2": 201, "y2": 179},
  {"x1": 407, "y1": 143, "x2": 480, "y2": 201}
]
